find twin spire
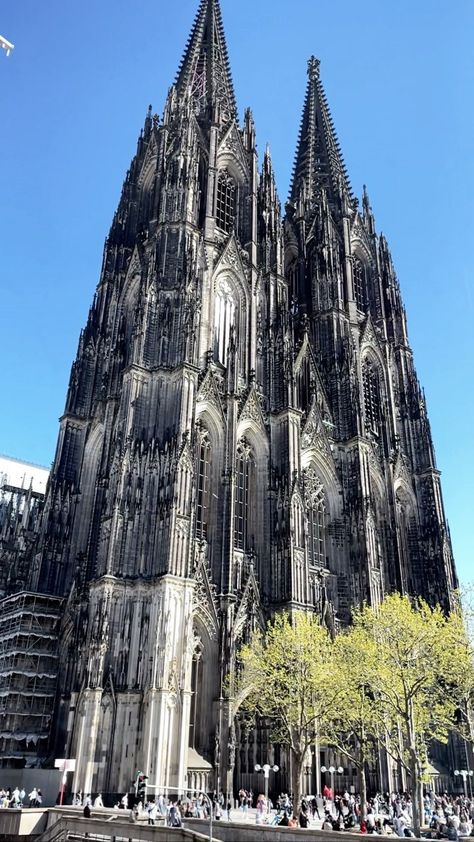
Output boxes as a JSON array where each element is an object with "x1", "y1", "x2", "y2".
[
  {"x1": 175, "y1": 0, "x2": 237, "y2": 124},
  {"x1": 289, "y1": 56, "x2": 353, "y2": 207},
  {"x1": 175, "y1": 1, "x2": 351, "y2": 202}
]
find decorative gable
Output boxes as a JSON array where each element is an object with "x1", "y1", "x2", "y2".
[
  {"x1": 301, "y1": 396, "x2": 334, "y2": 466},
  {"x1": 238, "y1": 386, "x2": 267, "y2": 432},
  {"x1": 217, "y1": 121, "x2": 249, "y2": 182},
  {"x1": 360, "y1": 312, "x2": 383, "y2": 355},
  {"x1": 193, "y1": 553, "x2": 218, "y2": 640},
  {"x1": 196, "y1": 368, "x2": 226, "y2": 422},
  {"x1": 214, "y1": 232, "x2": 249, "y2": 283},
  {"x1": 234, "y1": 566, "x2": 265, "y2": 640}
]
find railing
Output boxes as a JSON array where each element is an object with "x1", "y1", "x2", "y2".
[{"x1": 35, "y1": 814, "x2": 211, "y2": 842}]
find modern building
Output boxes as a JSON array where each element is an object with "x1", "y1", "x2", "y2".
[{"x1": 1, "y1": 0, "x2": 458, "y2": 798}]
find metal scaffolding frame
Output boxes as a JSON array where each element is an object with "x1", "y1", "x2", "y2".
[{"x1": 0, "y1": 591, "x2": 62, "y2": 766}]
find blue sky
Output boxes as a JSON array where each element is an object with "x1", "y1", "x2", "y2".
[{"x1": 1, "y1": 0, "x2": 473, "y2": 585}]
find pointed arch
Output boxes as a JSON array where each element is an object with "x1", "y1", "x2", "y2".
[
  {"x1": 361, "y1": 353, "x2": 382, "y2": 436},
  {"x1": 234, "y1": 438, "x2": 255, "y2": 551},
  {"x1": 302, "y1": 466, "x2": 327, "y2": 568},
  {"x1": 394, "y1": 481, "x2": 419, "y2": 594},
  {"x1": 194, "y1": 411, "x2": 224, "y2": 572},
  {"x1": 353, "y1": 256, "x2": 368, "y2": 311},
  {"x1": 233, "y1": 423, "x2": 270, "y2": 587},
  {"x1": 213, "y1": 269, "x2": 249, "y2": 375},
  {"x1": 216, "y1": 170, "x2": 237, "y2": 234},
  {"x1": 188, "y1": 615, "x2": 219, "y2": 757},
  {"x1": 195, "y1": 426, "x2": 212, "y2": 539},
  {"x1": 214, "y1": 275, "x2": 237, "y2": 365},
  {"x1": 74, "y1": 423, "x2": 104, "y2": 575}
]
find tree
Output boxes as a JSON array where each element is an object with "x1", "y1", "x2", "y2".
[
  {"x1": 352, "y1": 593, "x2": 472, "y2": 837},
  {"x1": 459, "y1": 584, "x2": 474, "y2": 743},
  {"x1": 330, "y1": 625, "x2": 388, "y2": 823},
  {"x1": 235, "y1": 611, "x2": 338, "y2": 812}
]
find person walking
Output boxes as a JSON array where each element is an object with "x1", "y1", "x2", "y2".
[
  {"x1": 28, "y1": 788, "x2": 38, "y2": 808},
  {"x1": 147, "y1": 801, "x2": 158, "y2": 825}
]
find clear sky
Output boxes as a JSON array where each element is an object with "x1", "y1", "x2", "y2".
[{"x1": 1, "y1": 0, "x2": 473, "y2": 585}]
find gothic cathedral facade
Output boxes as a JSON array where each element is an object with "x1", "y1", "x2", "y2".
[{"x1": 29, "y1": 0, "x2": 456, "y2": 797}]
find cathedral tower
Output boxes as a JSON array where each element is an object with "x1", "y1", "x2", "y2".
[{"x1": 25, "y1": 0, "x2": 456, "y2": 797}]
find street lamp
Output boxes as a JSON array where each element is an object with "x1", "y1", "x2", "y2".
[
  {"x1": 255, "y1": 763, "x2": 279, "y2": 812},
  {"x1": 321, "y1": 764, "x2": 344, "y2": 799},
  {"x1": 454, "y1": 769, "x2": 473, "y2": 797}
]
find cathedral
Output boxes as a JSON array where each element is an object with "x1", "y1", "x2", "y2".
[{"x1": 0, "y1": 0, "x2": 458, "y2": 799}]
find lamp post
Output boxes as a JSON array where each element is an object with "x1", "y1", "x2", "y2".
[
  {"x1": 454, "y1": 769, "x2": 473, "y2": 797},
  {"x1": 255, "y1": 763, "x2": 279, "y2": 812},
  {"x1": 321, "y1": 765, "x2": 344, "y2": 801}
]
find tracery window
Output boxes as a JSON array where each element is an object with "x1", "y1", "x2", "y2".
[
  {"x1": 216, "y1": 171, "x2": 236, "y2": 233},
  {"x1": 362, "y1": 358, "x2": 381, "y2": 435},
  {"x1": 196, "y1": 429, "x2": 212, "y2": 539},
  {"x1": 234, "y1": 439, "x2": 255, "y2": 550},
  {"x1": 214, "y1": 277, "x2": 236, "y2": 367},
  {"x1": 353, "y1": 258, "x2": 367, "y2": 310},
  {"x1": 188, "y1": 641, "x2": 203, "y2": 749},
  {"x1": 303, "y1": 468, "x2": 326, "y2": 567}
]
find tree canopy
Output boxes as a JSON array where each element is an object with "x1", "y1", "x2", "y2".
[{"x1": 234, "y1": 592, "x2": 474, "y2": 833}]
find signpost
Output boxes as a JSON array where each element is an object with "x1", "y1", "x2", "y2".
[{"x1": 54, "y1": 759, "x2": 76, "y2": 806}]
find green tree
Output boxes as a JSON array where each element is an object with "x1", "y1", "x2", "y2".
[
  {"x1": 329, "y1": 626, "x2": 389, "y2": 823},
  {"x1": 235, "y1": 611, "x2": 338, "y2": 812},
  {"x1": 352, "y1": 593, "x2": 472, "y2": 837}
]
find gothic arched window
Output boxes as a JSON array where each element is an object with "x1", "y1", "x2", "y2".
[
  {"x1": 353, "y1": 258, "x2": 367, "y2": 311},
  {"x1": 362, "y1": 357, "x2": 381, "y2": 435},
  {"x1": 234, "y1": 439, "x2": 255, "y2": 550},
  {"x1": 214, "y1": 277, "x2": 236, "y2": 367},
  {"x1": 396, "y1": 488, "x2": 414, "y2": 592},
  {"x1": 304, "y1": 468, "x2": 326, "y2": 567},
  {"x1": 196, "y1": 429, "x2": 212, "y2": 539},
  {"x1": 216, "y1": 171, "x2": 236, "y2": 233},
  {"x1": 188, "y1": 639, "x2": 203, "y2": 749}
]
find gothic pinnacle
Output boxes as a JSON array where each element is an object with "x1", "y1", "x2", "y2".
[
  {"x1": 289, "y1": 56, "x2": 353, "y2": 210},
  {"x1": 174, "y1": 0, "x2": 237, "y2": 125},
  {"x1": 307, "y1": 55, "x2": 321, "y2": 80}
]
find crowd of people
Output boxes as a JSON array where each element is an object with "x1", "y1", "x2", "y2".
[
  {"x1": 0, "y1": 787, "x2": 42, "y2": 808},
  {"x1": 2, "y1": 779, "x2": 474, "y2": 839}
]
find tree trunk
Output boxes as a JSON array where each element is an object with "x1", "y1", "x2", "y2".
[
  {"x1": 407, "y1": 702, "x2": 421, "y2": 838},
  {"x1": 408, "y1": 745, "x2": 421, "y2": 837},
  {"x1": 359, "y1": 764, "x2": 368, "y2": 825},
  {"x1": 290, "y1": 749, "x2": 303, "y2": 818}
]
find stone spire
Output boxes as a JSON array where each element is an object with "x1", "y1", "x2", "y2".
[
  {"x1": 290, "y1": 56, "x2": 352, "y2": 208},
  {"x1": 175, "y1": 0, "x2": 237, "y2": 125}
]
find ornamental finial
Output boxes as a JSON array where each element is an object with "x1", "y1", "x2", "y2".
[{"x1": 308, "y1": 56, "x2": 321, "y2": 80}]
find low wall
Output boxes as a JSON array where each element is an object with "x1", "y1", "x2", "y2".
[
  {"x1": 38, "y1": 814, "x2": 209, "y2": 842},
  {"x1": 0, "y1": 808, "x2": 47, "y2": 838},
  {"x1": 184, "y1": 817, "x2": 360, "y2": 842}
]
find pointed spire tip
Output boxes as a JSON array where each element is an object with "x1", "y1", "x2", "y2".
[{"x1": 308, "y1": 56, "x2": 321, "y2": 80}]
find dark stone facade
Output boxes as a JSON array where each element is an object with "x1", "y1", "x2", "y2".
[{"x1": 0, "y1": 0, "x2": 457, "y2": 796}]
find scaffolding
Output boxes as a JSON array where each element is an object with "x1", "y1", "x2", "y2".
[{"x1": 0, "y1": 591, "x2": 62, "y2": 767}]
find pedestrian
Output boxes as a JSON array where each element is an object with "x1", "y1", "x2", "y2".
[
  {"x1": 28, "y1": 788, "x2": 38, "y2": 808},
  {"x1": 93, "y1": 794, "x2": 103, "y2": 808},
  {"x1": 299, "y1": 806, "x2": 309, "y2": 828},
  {"x1": 256, "y1": 793, "x2": 266, "y2": 824},
  {"x1": 147, "y1": 801, "x2": 158, "y2": 825},
  {"x1": 168, "y1": 803, "x2": 182, "y2": 828},
  {"x1": 11, "y1": 787, "x2": 21, "y2": 807}
]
